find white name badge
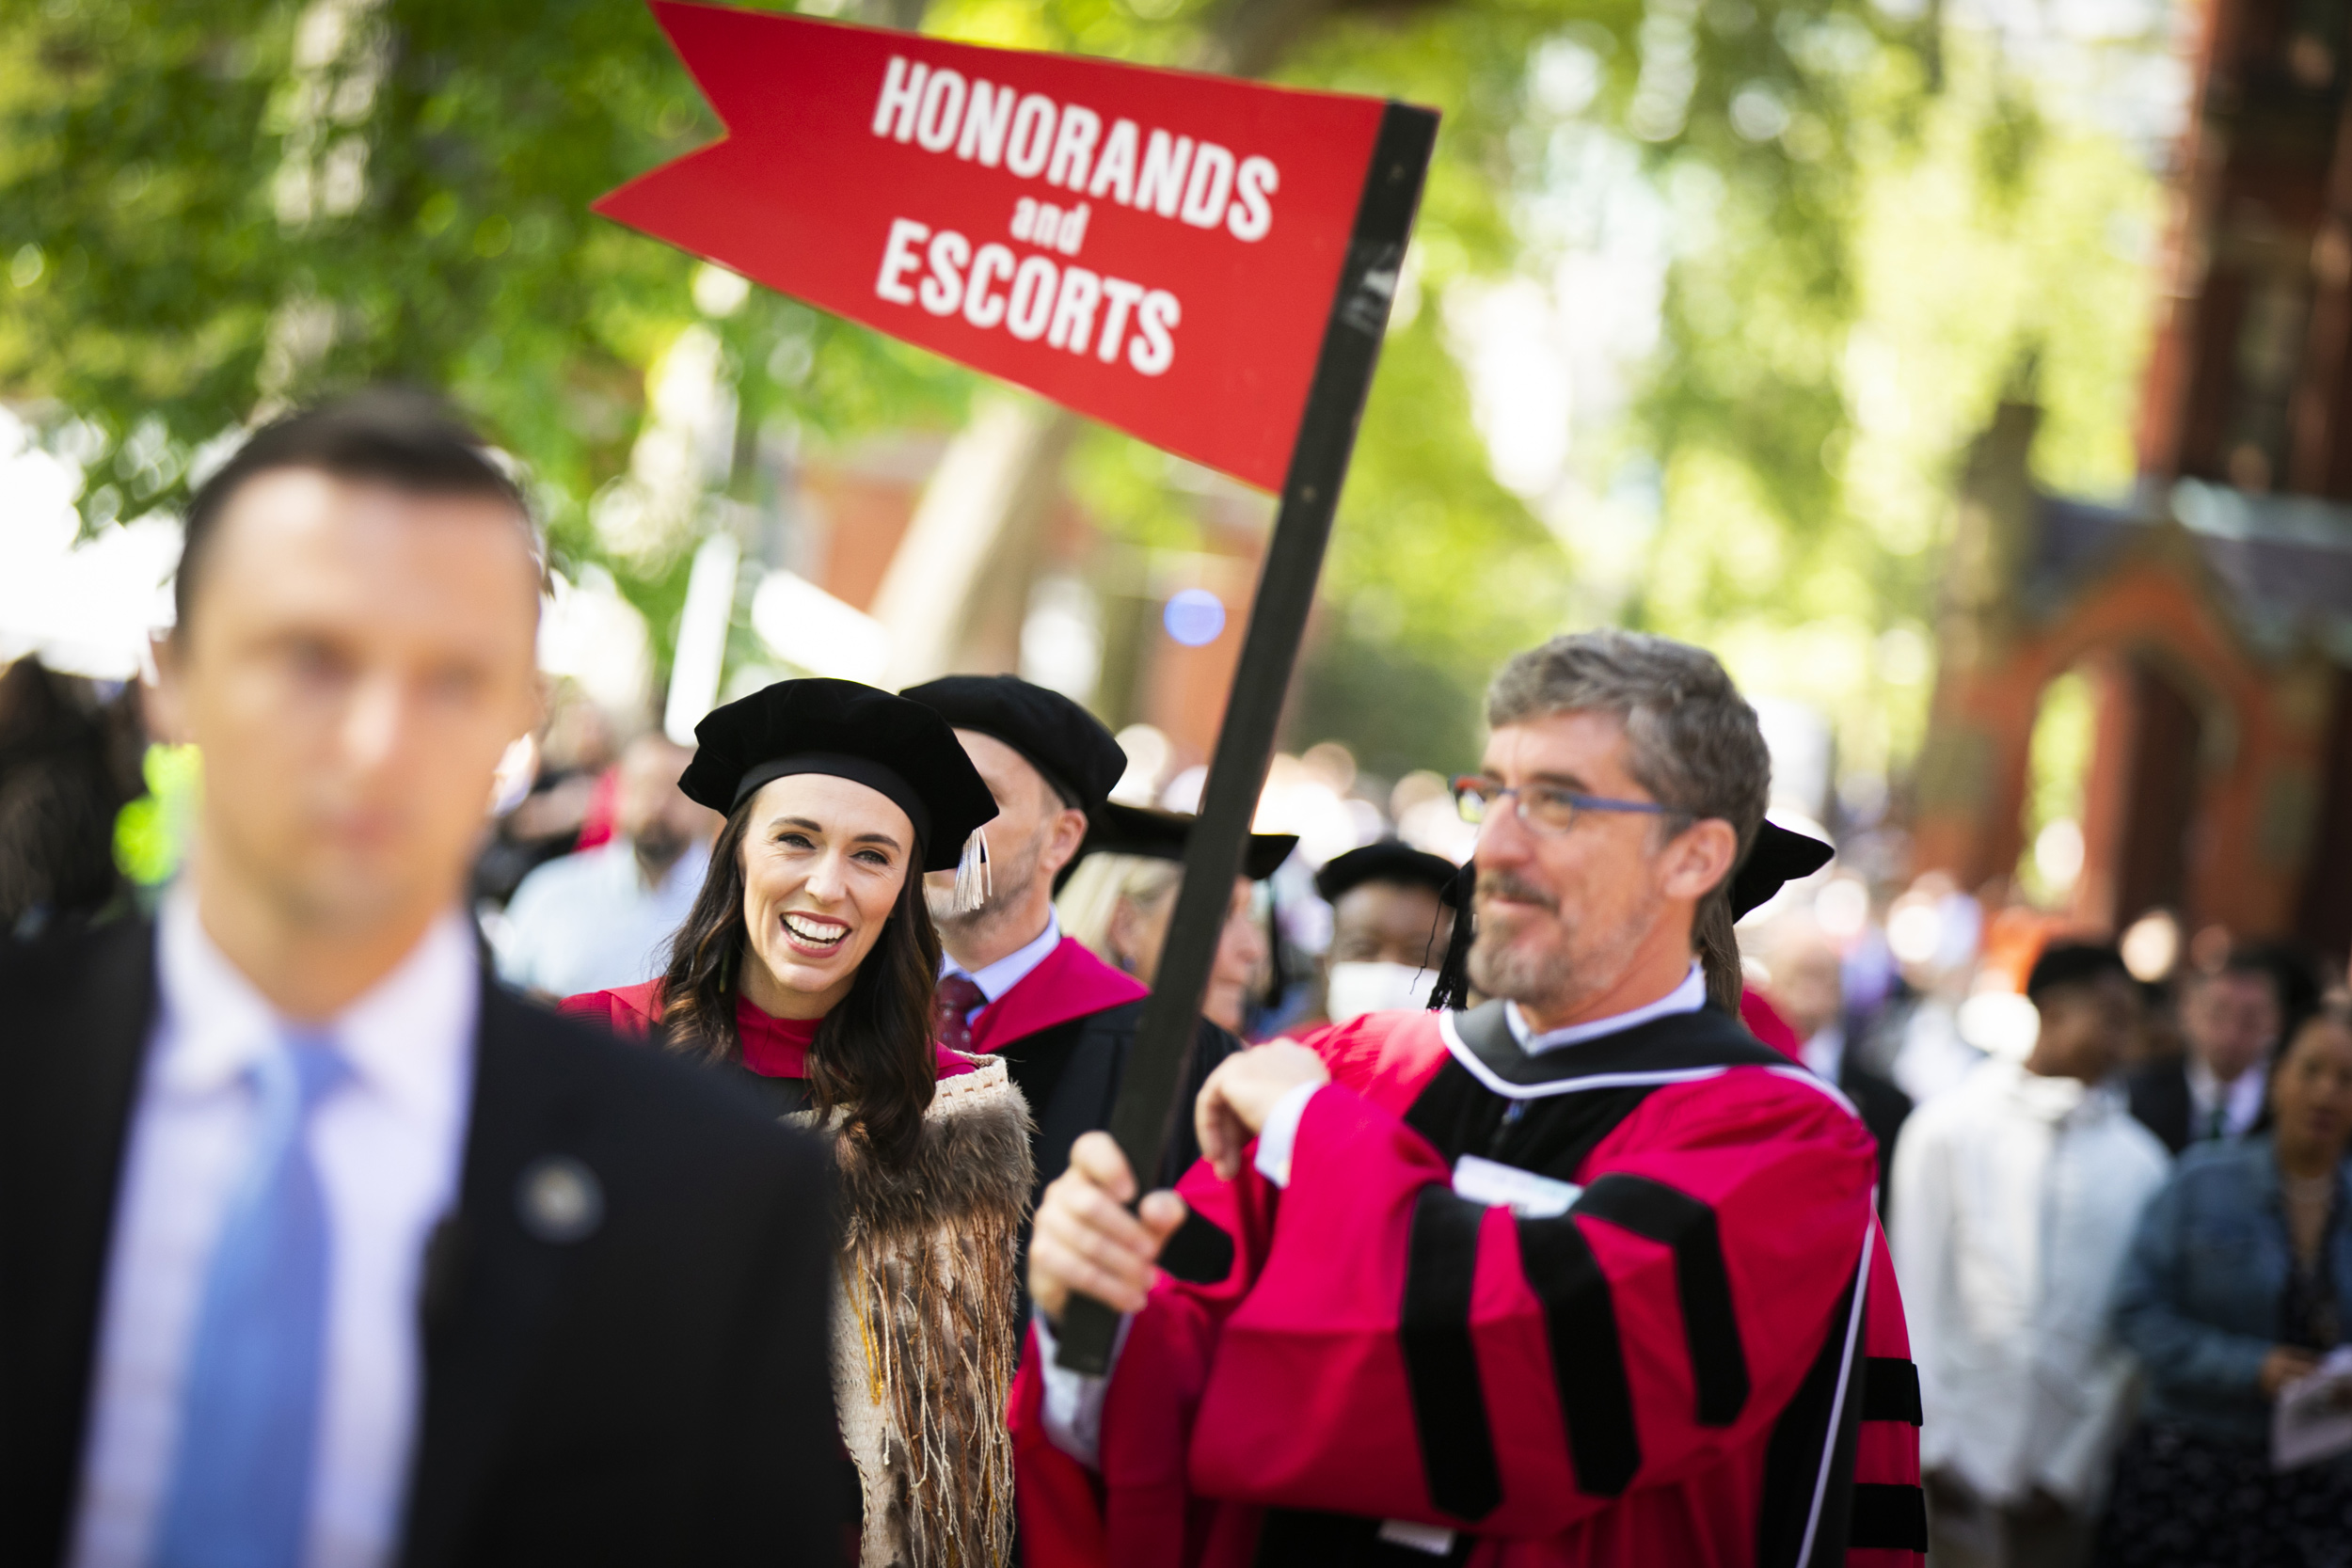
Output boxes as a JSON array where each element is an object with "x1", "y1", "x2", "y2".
[
  {"x1": 1451, "y1": 1154, "x2": 1581, "y2": 1219},
  {"x1": 1376, "y1": 1519, "x2": 1458, "y2": 1555}
]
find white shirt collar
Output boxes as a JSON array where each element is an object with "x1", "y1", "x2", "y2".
[
  {"x1": 1504, "y1": 960, "x2": 1708, "y2": 1056},
  {"x1": 1979, "y1": 1053, "x2": 2115, "y2": 1123},
  {"x1": 944, "y1": 909, "x2": 1063, "y2": 1006},
  {"x1": 154, "y1": 881, "x2": 479, "y2": 1131}
]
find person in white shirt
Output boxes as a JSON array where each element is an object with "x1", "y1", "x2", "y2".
[
  {"x1": 1892, "y1": 941, "x2": 2170, "y2": 1568},
  {"x1": 494, "y1": 732, "x2": 715, "y2": 999},
  {"x1": 0, "y1": 391, "x2": 842, "y2": 1568}
]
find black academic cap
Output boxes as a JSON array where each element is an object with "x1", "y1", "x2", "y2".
[
  {"x1": 1079, "y1": 800, "x2": 1297, "y2": 880},
  {"x1": 1729, "y1": 820, "x2": 1834, "y2": 920},
  {"x1": 1314, "y1": 841, "x2": 1462, "y2": 904},
  {"x1": 899, "y1": 673, "x2": 1127, "y2": 816},
  {"x1": 676, "y1": 677, "x2": 998, "y2": 872}
]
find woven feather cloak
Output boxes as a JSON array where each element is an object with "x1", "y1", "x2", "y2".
[{"x1": 806, "y1": 1054, "x2": 1033, "y2": 1568}]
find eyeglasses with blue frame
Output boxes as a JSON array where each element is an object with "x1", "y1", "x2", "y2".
[{"x1": 1450, "y1": 774, "x2": 1682, "y2": 837}]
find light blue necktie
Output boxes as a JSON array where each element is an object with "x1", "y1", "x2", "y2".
[{"x1": 152, "y1": 1032, "x2": 353, "y2": 1568}]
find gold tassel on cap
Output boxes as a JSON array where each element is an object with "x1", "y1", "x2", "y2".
[{"x1": 952, "y1": 827, "x2": 991, "y2": 913}]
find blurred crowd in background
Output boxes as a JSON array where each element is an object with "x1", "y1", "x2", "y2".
[{"x1": 8, "y1": 646, "x2": 2339, "y2": 1066}]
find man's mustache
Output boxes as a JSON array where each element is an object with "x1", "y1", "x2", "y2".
[{"x1": 1475, "y1": 870, "x2": 1558, "y2": 914}]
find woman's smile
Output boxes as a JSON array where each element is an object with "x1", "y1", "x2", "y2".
[{"x1": 781, "y1": 910, "x2": 852, "y2": 956}]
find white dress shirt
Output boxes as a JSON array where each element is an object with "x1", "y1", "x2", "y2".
[
  {"x1": 940, "y1": 911, "x2": 1063, "y2": 1022},
  {"x1": 69, "y1": 886, "x2": 479, "y2": 1568},
  {"x1": 1889, "y1": 1057, "x2": 2169, "y2": 1512},
  {"x1": 494, "y1": 837, "x2": 707, "y2": 999},
  {"x1": 1505, "y1": 960, "x2": 1707, "y2": 1056}
]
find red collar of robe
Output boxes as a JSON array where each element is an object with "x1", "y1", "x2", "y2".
[
  {"x1": 1737, "y1": 987, "x2": 1804, "y2": 1062},
  {"x1": 558, "y1": 979, "x2": 976, "y2": 1079},
  {"x1": 962, "y1": 936, "x2": 1150, "y2": 1054},
  {"x1": 733, "y1": 999, "x2": 821, "y2": 1078}
]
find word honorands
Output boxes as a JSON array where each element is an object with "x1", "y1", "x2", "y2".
[{"x1": 866, "y1": 54, "x2": 1288, "y2": 379}]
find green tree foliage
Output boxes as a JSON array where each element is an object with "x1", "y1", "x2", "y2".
[
  {"x1": 0, "y1": 0, "x2": 2157, "y2": 790},
  {"x1": 0, "y1": 0, "x2": 970, "y2": 627},
  {"x1": 1629, "y1": 29, "x2": 2164, "y2": 789},
  {"x1": 946, "y1": 0, "x2": 1931, "y2": 775}
]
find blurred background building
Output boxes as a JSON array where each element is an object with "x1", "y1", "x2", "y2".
[{"x1": 1917, "y1": 0, "x2": 2352, "y2": 957}]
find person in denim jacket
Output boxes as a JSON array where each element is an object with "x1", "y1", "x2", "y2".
[{"x1": 2100, "y1": 1007, "x2": 2352, "y2": 1566}]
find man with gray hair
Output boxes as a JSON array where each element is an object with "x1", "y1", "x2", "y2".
[{"x1": 1011, "y1": 630, "x2": 1926, "y2": 1568}]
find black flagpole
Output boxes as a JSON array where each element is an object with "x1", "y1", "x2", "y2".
[{"x1": 1055, "y1": 100, "x2": 1438, "y2": 1373}]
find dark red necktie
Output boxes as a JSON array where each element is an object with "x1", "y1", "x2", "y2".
[{"x1": 933, "y1": 973, "x2": 989, "y2": 1055}]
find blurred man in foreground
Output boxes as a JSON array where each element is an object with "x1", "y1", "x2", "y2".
[
  {"x1": 1891, "y1": 942, "x2": 2167, "y2": 1568},
  {"x1": 0, "y1": 393, "x2": 841, "y2": 1568},
  {"x1": 495, "y1": 730, "x2": 715, "y2": 999},
  {"x1": 2125, "y1": 948, "x2": 2285, "y2": 1154},
  {"x1": 1012, "y1": 630, "x2": 1925, "y2": 1567}
]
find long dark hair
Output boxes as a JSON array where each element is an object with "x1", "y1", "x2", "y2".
[{"x1": 659, "y1": 797, "x2": 941, "y2": 1166}]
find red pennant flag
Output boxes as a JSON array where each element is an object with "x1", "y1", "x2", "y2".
[{"x1": 595, "y1": 2, "x2": 1396, "y2": 491}]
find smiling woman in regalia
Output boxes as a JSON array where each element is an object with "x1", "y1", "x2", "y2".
[{"x1": 564, "y1": 677, "x2": 1031, "y2": 1568}]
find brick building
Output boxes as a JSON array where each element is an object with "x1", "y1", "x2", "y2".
[{"x1": 1912, "y1": 0, "x2": 2352, "y2": 954}]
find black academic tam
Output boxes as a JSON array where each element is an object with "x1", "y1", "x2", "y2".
[
  {"x1": 1314, "y1": 840, "x2": 1461, "y2": 905},
  {"x1": 678, "y1": 677, "x2": 997, "y2": 872},
  {"x1": 900, "y1": 673, "x2": 1128, "y2": 816},
  {"x1": 1071, "y1": 800, "x2": 1298, "y2": 883}
]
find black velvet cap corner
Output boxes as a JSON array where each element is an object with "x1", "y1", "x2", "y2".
[
  {"x1": 1314, "y1": 841, "x2": 1463, "y2": 905},
  {"x1": 1079, "y1": 800, "x2": 1298, "y2": 881},
  {"x1": 676, "y1": 677, "x2": 998, "y2": 871},
  {"x1": 898, "y1": 673, "x2": 1128, "y2": 815},
  {"x1": 1728, "y1": 820, "x2": 1835, "y2": 920}
]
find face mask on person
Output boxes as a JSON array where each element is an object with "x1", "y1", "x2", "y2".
[{"x1": 1326, "y1": 960, "x2": 1438, "y2": 1025}]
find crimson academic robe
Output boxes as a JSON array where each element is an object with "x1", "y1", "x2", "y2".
[
  {"x1": 963, "y1": 936, "x2": 1242, "y2": 1202},
  {"x1": 557, "y1": 982, "x2": 977, "y2": 1116},
  {"x1": 1009, "y1": 1000, "x2": 1926, "y2": 1568}
]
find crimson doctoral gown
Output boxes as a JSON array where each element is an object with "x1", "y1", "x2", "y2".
[
  {"x1": 961, "y1": 936, "x2": 1241, "y2": 1206},
  {"x1": 1009, "y1": 1000, "x2": 1925, "y2": 1568}
]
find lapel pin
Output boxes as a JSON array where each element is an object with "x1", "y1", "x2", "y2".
[{"x1": 516, "y1": 1155, "x2": 603, "y2": 1244}]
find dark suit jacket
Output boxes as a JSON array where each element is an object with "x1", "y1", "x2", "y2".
[
  {"x1": 2126, "y1": 1056, "x2": 2196, "y2": 1156},
  {"x1": 997, "y1": 1002, "x2": 1243, "y2": 1202},
  {"x1": 993, "y1": 1002, "x2": 1243, "y2": 1320},
  {"x1": 1839, "y1": 1057, "x2": 1914, "y2": 1203},
  {"x1": 0, "y1": 919, "x2": 844, "y2": 1568}
]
